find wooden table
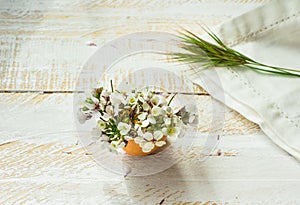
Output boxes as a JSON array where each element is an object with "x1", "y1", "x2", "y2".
[{"x1": 1, "y1": 0, "x2": 300, "y2": 204}]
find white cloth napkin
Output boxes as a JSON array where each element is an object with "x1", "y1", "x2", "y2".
[{"x1": 192, "y1": 0, "x2": 300, "y2": 160}]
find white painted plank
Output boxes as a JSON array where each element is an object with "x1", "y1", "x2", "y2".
[
  {"x1": 0, "y1": 0, "x2": 268, "y2": 91},
  {"x1": 0, "y1": 93, "x2": 259, "y2": 143},
  {"x1": 1, "y1": 133, "x2": 299, "y2": 204}
]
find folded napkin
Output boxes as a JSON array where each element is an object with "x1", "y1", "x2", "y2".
[{"x1": 191, "y1": 0, "x2": 300, "y2": 160}]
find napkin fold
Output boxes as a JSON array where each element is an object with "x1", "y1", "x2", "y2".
[{"x1": 192, "y1": 0, "x2": 300, "y2": 160}]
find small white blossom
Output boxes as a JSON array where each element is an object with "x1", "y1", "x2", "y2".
[
  {"x1": 141, "y1": 120, "x2": 150, "y2": 127},
  {"x1": 143, "y1": 132, "x2": 153, "y2": 141},
  {"x1": 127, "y1": 94, "x2": 138, "y2": 105},
  {"x1": 111, "y1": 140, "x2": 126, "y2": 149},
  {"x1": 151, "y1": 106, "x2": 163, "y2": 117},
  {"x1": 117, "y1": 122, "x2": 131, "y2": 135},
  {"x1": 138, "y1": 112, "x2": 148, "y2": 120},
  {"x1": 162, "y1": 126, "x2": 180, "y2": 138},
  {"x1": 105, "y1": 105, "x2": 114, "y2": 116},
  {"x1": 160, "y1": 98, "x2": 168, "y2": 106},
  {"x1": 163, "y1": 106, "x2": 173, "y2": 115},
  {"x1": 155, "y1": 140, "x2": 166, "y2": 147},
  {"x1": 142, "y1": 102, "x2": 150, "y2": 111},
  {"x1": 137, "y1": 127, "x2": 143, "y2": 136},
  {"x1": 141, "y1": 115, "x2": 156, "y2": 127},
  {"x1": 102, "y1": 113, "x2": 112, "y2": 121},
  {"x1": 140, "y1": 131, "x2": 166, "y2": 153},
  {"x1": 151, "y1": 95, "x2": 161, "y2": 106},
  {"x1": 164, "y1": 117, "x2": 171, "y2": 125},
  {"x1": 98, "y1": 119, "x2": 107, "y2": 131},
  {"x1": 148, "y1": 115, "x2": 156, "y2": 124},
  {"x1": 142, "y1": 142, "x2": 155, "y2": 153},
  {"x1": 111, "y1": 92, "x2": 125, "y2": 107},
  {"x1": 153, "y1": 131, "x2": 163, "y2": 140},
  {"x1": 134, "y1": 136, "x2": 144, "y2": 144},
  {"x1": 141, "y1": 89, "x2": 152, "y2": 99}
]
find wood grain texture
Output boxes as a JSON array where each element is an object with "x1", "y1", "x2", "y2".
[
  {"x1": 1, "y1": 133, "x2": 299, "y2": 204},
  {"x1": 0, "y1": 0, "x2": 268, "y2": 91},
  {"x1": 2, "y1": 0, "x2": 298, "y2": 204}
]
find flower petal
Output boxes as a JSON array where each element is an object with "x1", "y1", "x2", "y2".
[
  {"x1": 91, "y1": 96, "x2": 99, "y2": 104},
  {"x1": 141, "y1": 120, "x2": 149, "y2": 127},
  {"x1": 134, "y1": 137, "x2": 144, "y2": 144},
  {"x1": 142, "y1": 102, "x2": 150, "y2": 111},
  {"x1": 143, "y1": 132, "x2": 153, "y2": 141},
  {"x1": 142, "y1": 142, "x2": 155, "y2": 153},
  {"x1": 148, "y1": 115, "x2": 156, "y2": 124},
  {"x1": 153, "y1": 131, "x2": 163, "y2": 140},
  {"x1": 155, "y1": 141, "x2": 166, "y2": 147},
  {"x1": 164, "y1": 118, "x2": 171, "y2": 125},
  {"x1": 151, "y1": 106, "x2": 162, "y2": 117},
  {"x1": 138, "y1": 112, "x2": 147, "y2": 120},
  {"x1": 124, "y1": 136, "x2": 132, "y2": 140}
]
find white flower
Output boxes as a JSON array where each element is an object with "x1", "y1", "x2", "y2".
[
  {"x1": 142, "y1": 102, "x2": 150, "y2": 111},
  {"x1": 139, "y1": 131, "x2": 166, "y2": 153},
  {"x1": 142, "y1": 142, "x2": 155, "y2": 153},
  {"x1": 141, "y1": 115, "x2": 156, "y2": 127},
  {"x1": 140, "y1": 88, "x2": 152, "y2": 99},
  {"x1": 163, "y1": 106, "x2": 173, "y2": 115},
  {"x1": 117, "y1": 122, "x2": 131, "y2": 135},
  {"x1": 98, "y1": 119, "x2": 107, "y2": 131},
  {"x1": 137, "y1": 127, "x2": 143, "y2": 136},
  {"x1": 151, "y1": 95, "x2": 161, "y2": 106},
  {"x1": 85, "y1": 96, "x2": 102, "y2": 112},
  {"x1": 101, "y1": 113, "x2": 112, "y2": 121},
  {"x1": 151, "y1": 106, "x2": 162, "y2": 117},
  {"x1": 164, "y1": 118, "x2": 171, "y2": 125},
  {"x1": 155, "y1": 140, "x2": 166, "y2": 147},
  {"x1": 143, "y1": 132, "x2": 153, "y2": 141},
  {"x1": 159, "y1": 98, "x2": 168, "y2": 106},
  {"x1": 111, "y1": 140, "x2": 126, "y2": 149},
  {"x1": 153, "y1": 131, "x2": 163, "y2": 140},
  {"x1": 127, "y1": 94, "x2": 138, "y2": 105},
  {"x1": 134, "y1": 136, "x2": 144, "y2": 144},
  {"x1": 105, "y1": 105, "x2": 114, "y2": 116},
  {"x1": 111, "y1": 92, "x2": 125, "y2": 107},
  {"x1": 172, "y1": 115, "x2": 180, "y2": 124},
  {"x1": 141, "y1": 120, "x2": 149, "y2": 127},
  {"x1": 148, "y1": 115, "x2": 156, "y2": 124},
  {"x1": 142, "y1": 132, "x2": 155, "y2": 152},
  {"x1": 162, "y1": 126, "x2": 180, "y2": 138},
  {"x1": 137, "y1": 93, "x2": 146, "y2": 103},
  {"x1": 91, "y1": 96, "x2": 99, "y2": 104},
  {"x1": 138, "y1": 112, "x2": 148, "y2": 120}
]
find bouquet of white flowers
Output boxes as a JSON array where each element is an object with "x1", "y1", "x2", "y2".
[{"x1": 77, "y1": 83, "x2": 198, "y2": 156}]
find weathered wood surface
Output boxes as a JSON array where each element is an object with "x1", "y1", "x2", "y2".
[
  {"x1": 0, "y1": 0, "x2": 267, "y2": 92},
  {"x1": 1, "y1": 0, "x2": 300, "y2": 204}
]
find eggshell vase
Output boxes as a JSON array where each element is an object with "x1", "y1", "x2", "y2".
[{"x1": 123, "y1": 136, "x2": 167, "y2": 156}]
